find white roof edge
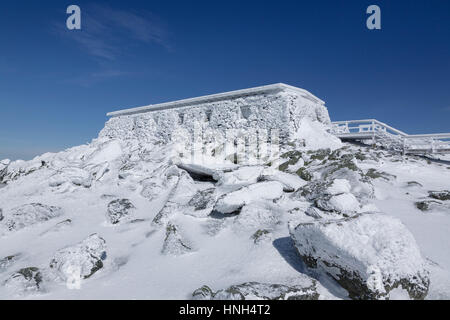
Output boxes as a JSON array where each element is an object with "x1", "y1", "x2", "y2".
[{"x1": 106, "y1": 83, "x2": 325, "y2": 117}]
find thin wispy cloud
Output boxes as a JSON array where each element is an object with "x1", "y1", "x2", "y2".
[{"x1": 54, "y1": 4, "x2": 171, "y2": 61}]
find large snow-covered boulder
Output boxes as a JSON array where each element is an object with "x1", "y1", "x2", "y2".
[
  {"x1": 193, "y1": 281, "x2": 319, "y2": 300},
  {"x1": 289, "y1": 213, "x2": 430, "y2": 300},
  {"x1": 1, "y1": 203, "x2": 63, "y2": 232},
  {"x1": 49, "y1": 234, "x2": 107, "y2": 282}
]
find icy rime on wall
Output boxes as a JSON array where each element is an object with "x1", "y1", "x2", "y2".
[{"x1": 100, "y1": 85, "x2": 332, "y2": 145}]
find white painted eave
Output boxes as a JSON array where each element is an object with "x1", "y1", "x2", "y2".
[{"x1": 106, "y1": 83, "x2": 325, "y2": 117}]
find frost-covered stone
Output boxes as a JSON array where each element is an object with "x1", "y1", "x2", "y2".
[
  {"x1": 321, "y1": 193, "x2": 360, "y2": 213},
  {"x1": 0, "y1": 159, "x2": 46, "y2": 183},
  {"x1": 4, "y1": 267, "x2": 43, "y2": 293},
  {"x1": 0, "y1": 159, "x2": 10, "y2": 182},
  {"x1": 188, "y1": 188, "x2": 217, "y2": 211},
  {"x1": 365, "y1": 168, "x2": 396, "y2": 182},
  {"x1": 193, "y1": 281, "x2": 319, "y2": 300},
  {"x1": 0, "y1": 254, "x2": 20, "y2": 272},
  {"x1": 152, "y1": 172, "x2": 198, "y2": 226},
  {"x1": 234, "y1": 202, "x2": 282, "y2": 231},
  {"x1": 415, "y1": 200, "x2": 449, "y2": 212},
  {"x1": 251, "y1": 229, "x2": 271, "y2": 244},
  {"x1": 289, "y1": 213, "x2": 430, "y2": 300},
  {"x1": 221, "y1": 166, "x2": 264, "y2": 186},
  {"x1": 49, "y1": 234, "x2": 107, "y2": 281},
  {"x1": 294, "y1": 179, "x2": 360, "y2": 216},
  {"x1": 106, "y1": 199, "x2": 135, "y2": 224},
  {"x1": 2, "y1": 203, "x2": 63, "y2": 232},
  {"x1": 428, "y1": 190, "x2": 450, "y2": 201},
  {"x1": 327, "y1": 179, "x2": 352, "y2": 195},
  {"x1": 214, "y1": 181, "x2": 284, "y2": 215},
  {"x1": 48, "y1": 166, "x2": 92, "y2": 188},
  {"x1": 178, "y1": 163, "x2": 222, "y2": 182},
  {"x1": 161, "y1": 223, "x2": 192, "y2": 255},
  {"x1": 258, "y1": 169, "x2": 306, "y2": 192}
]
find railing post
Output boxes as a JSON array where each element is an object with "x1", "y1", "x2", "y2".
[
  {"x1": 403, "y1": 137, "x2": 406, "y2": 156},
  {"x1": 371, "y1": 120, "x2": 375, "y2": 146}
]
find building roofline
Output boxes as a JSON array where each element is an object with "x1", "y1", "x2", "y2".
[{"x1": 106, "y1": 83, "x2": 325, "y2": 117}]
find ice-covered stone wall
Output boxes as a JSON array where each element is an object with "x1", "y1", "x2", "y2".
[{"x1": 99, "y1": 84, "x2": 331, "y2": 145}]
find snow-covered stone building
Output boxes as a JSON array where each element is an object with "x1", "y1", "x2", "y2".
[{"x1": 101, "y1": 83, "x2": 331, "y2": 144}]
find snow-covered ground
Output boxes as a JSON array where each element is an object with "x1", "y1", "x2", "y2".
[{"x1": 1, "y1": 124, "x2": 449, "y2": 300}]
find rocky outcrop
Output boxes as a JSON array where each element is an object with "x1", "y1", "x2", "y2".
[
  {"x1": 289, "y1": 213, "x2": 430, "y2": 300},
  {"x1": 49, "y1": 234, "x2": 107, "y2": 281},
  {"x1": 429, "y1": 190, "x2": 450, "y2": 201},
  {"x1": 193, "y1": 281, "x2": 319, "y2": 300},
  {"x1": 106, "y1": 199, "x2": 136, "y2": 224},
  {"x1": 188, "y1": 188, "x2": 217, "y2": 211},
  {"x1": 4, "y1": 267, "x2": 43, "y2": 293},
  {"x1": 1, "y1": 203, "x2": 63, "y2": 232}
]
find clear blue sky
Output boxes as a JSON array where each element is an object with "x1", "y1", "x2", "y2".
[{"x1": 0, "y1": 0, "x2": 449, "y2": 160}]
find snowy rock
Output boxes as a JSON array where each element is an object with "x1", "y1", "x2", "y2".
[
  {"x1": 289, "y1": 213, "x2": 430, "y2": 300},
  {"x1": 251, "y1": 229, "x2": 271, "y2": 244},
  {"x1": 49, "y1": 234, "x2": 107, "y2": 281},
  {"x1": 221, "y1": 166, "x2": 264, "y2": 186},
  {"x1": 106, "y1": 199, "x2": 136, "y2": 224},
  {"x1": 1, "y1": 159, "x2": 47, "y2": 183},
  {"x1": 0, "y1": 254, "x2": 20, "y2": 272},
  {"x1": 213, "y1": 181, "x2": 284, "y2": 215},
  {"x1": 234, "y1": 202, "x2": 283, "y2": 231},
  {"x1": 161, "y1": 223, "x2": 192, "y2": 255},
  {"x1": 49, "y1": 167, "x2": 92, "y2": 188},
  {"x1": 0, "y1": 159, "x2": 10, "y2": 182},
  {"x1": 140, "y1": 180, "x2": 167, "y2": 201},
  {"x1": 193, "y1": 281, "x2": 319, "y2": 300},
  {"x1": 415, "y1": 200, "x2": 449, "y2": 212},
  {"x1": 316, "y1": 193, "x2": 360, "y2": 214},
  {"x1": 278, "y1": 150, "x2": 304, "y2": 173},
  {"x1": 0, "y1": 208, "x2": 3, "y2": 222},
  {"x1": 188, "y1": 188, "x2": 217, "y2": 211},
  {"x1": 326, "y1": 168, "x2": 374, "y2": 200},
  {"x1": 152, "y1": 172, "x2": 198, "y2": 226},
  {"x1": 428, "y1": 190, "x2": 450, "y2": 201},
  {"x1": 406, "y1": 181, "x2": 423, "y2": 188},
  {"x1": 294, "y1": 179, "x2": 360, "y2": 216},
  {"x1": 365, "y1": 168, "x2": 396, "y2": 182},
  {"x1": 177, "y1": 163, "x2": 222, "y2": 182},
  {"x1": 1, "y1": 203, "x2": 63, "y2": 232},
  {"x1": 326, "y1": 179, "x2": 352, "y2": 195},
  {"x1": 4, "y1": 267, "x2": 43, "y2": 293},
  {"x1": 258, "y1": 169, "x2": 306, "y2": 192}
]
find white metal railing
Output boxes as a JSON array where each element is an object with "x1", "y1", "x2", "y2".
[{"x1": 330, "y1": 119, "x2": 450, "y2": 154}]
